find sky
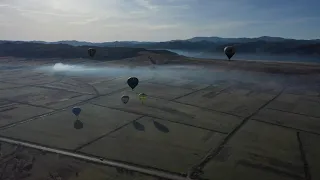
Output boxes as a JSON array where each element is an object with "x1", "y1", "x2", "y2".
[{"x1": 0, "y1": 0, "x2": 320, "y2": 42}]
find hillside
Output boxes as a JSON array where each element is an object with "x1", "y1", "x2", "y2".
[
  {"x1": 186, "y1": 36, "x2": 289, "y2": 43},
  {"x1": 0, "y1": 42, "x2": 177, "y2": 60},
  {"x1": 211, "y1": 40, "x2": 320, "y2": 55},
  {"x1": 1, "y1": 36, "x2": 320, "y2": 57},
  {"x1": 138, "y1": 40, "x2": 320, "y2": 56}
]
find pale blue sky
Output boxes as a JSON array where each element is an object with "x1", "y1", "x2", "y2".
[{"x1": 0, "y1": 0, "x2": 319, "y2": 42}]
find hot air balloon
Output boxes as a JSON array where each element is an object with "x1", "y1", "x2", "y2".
[
  {"x1": 88, "y1": 48, "x2": 96, "y2": 57},
  {"x1": 127, "y1": 77, "x2": 139, "y2": 90},
  {"x1": 224, "y1": 46, "x2": 236, "y2": 60},
  {"x1": 72, "y1": 107, "x2": 81, "y2": 117},
  {"x1": 121, "y1": 95, "x2": 130, "y2": 104},
  {"x1": 138, "y1": 93, "x2": 147, "y2": 104},
  {"x1": 72, "y1": 107, "x2": 83, "y2": 129}
]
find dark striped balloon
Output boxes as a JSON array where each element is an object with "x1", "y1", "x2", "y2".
[{"x1": 88, "y1": 48, "x2": 96, "y2": 57}]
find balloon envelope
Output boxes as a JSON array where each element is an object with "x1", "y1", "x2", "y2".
[
  {"x1": 127, "y1": 77, "x2": 139, "y2": 90},
  {"x1": 121, "y1": 95, "x2": 130, "y2": 104},
  {"x1": 224, "y1": 46, "x2": 236, "y2": 60},
  {"x1": 72, "y1": 107, "x2": 81, "y2": 116},
  {"x1": 88, "y1": 48, "x2": 96, "y2": 57},
  {"x1": 139, "y1": 93, "x2": 147, "y2": 100}
]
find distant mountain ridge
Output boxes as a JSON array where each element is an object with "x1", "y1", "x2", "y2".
[
  {"x1": 1, "y1": 36, "x2": 319, "y2": 47},
  {"x1": 1, "y1": 36, "x2": 320, "y2": 56},
  {"x1": 0, "y1": 40, "x2": 155, "y2": 47},
  {"x1": 186, "y1": 36, "x2": 290, "y2": 43}
]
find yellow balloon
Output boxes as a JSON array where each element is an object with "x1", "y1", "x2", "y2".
[{"x1": 138, "y1": 93, "x2": 147, "y2": 103}]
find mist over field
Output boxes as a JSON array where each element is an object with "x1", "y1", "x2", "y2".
[{"x1": 36, "y1": 62, "x2": 294, "y2": 87}]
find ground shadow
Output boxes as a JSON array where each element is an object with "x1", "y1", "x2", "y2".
[
  {"x1": 74, "y1": 120, "x2": 84, "y2": 130},
  {"x1": 153, "y1": 121, "x2": 169, "y2": 133},
  {"x1": 133, "y1": 121, "x2": 145, "y2": 131}
]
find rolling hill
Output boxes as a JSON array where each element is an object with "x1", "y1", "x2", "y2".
[
  {"x1": 1, "y1": 36, "x2": 320, "y2": 58},
  {"x1": 0, "y1": 42, "x2": 177, "y2": 60}
]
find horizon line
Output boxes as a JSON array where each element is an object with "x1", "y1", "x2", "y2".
[{"x1": 1, "y1": 35, "x2": 319, "y2": 43}]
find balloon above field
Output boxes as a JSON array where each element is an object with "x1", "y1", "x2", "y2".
[
  {"x1": 138, "y1": 93, "x2": 147, "y2": 104},
  {"x1": 127, "y1": 77, "x2": 139, "y2": 90},
  {"x1": 121, "y1": 95, "x2": 130, "y2": 104},
  {"x1": 88, "y1": 48, "x2": 96, "y2": 57},
  {"x1": 224, "y1": 46, "x2": 236, "y2": 60},
  {"x1": 72, "y1": 107, "x2": 81, "y2": 116}
]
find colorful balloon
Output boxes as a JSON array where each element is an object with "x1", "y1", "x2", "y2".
[
  {"x1": 127, "y1": 77, "x2": 139, "y2": 90},
  {"x1": 224, "y1": 46, "x2": 236, "y2": 60},
  {"x1": 138, "y1": 93, "x2": 147, "y2": 104}
]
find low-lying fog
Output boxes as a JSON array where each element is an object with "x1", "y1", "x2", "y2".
[{"x1": 35, "y1": 62, "x2": 308, "y2": 86}]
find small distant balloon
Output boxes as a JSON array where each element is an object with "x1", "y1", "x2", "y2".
[
  {"x1": 127, "y1": 77, "x2": 139, "y2": 90},
  {"x1": 121, "y1": 95, "x2": 130, "y2": 104},
  {"x1": 138, "y1": 93, "x2": 147, "y2": 104},
  {"x1": 74, "y1": 120, "x2": 83, "y2": 130},
  {"x1": 224, "y1": 46, "x2": 236, "y2": 60},
  {"x1": 72, "y1": 107, "x2": 81, "y2": 116},
  {"x1": 88, "y1": 48, "x2": 96, "y2": 57}
]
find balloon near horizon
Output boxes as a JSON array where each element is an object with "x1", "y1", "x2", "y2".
[
  {"x1": 88, "y1": 48, "x2": 96, "y2": 58},
  {"x1": 224, "y1": 46, "x2": 236, "y2": 60}
]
